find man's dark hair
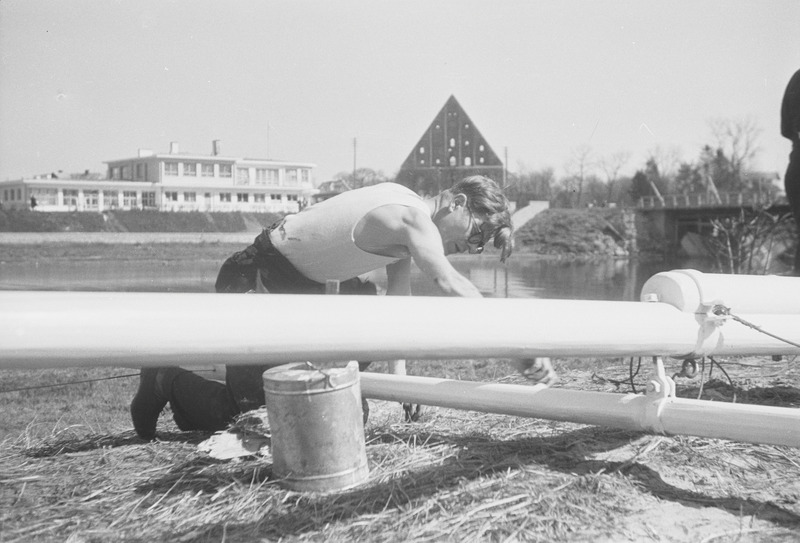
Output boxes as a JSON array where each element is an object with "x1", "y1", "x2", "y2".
[{"x1": 451, "y1": 175, "x2": 514, "y2": 261}]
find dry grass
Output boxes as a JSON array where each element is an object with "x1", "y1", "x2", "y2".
[{"x1": 1, "y1": 357, "x2": 799, "y2": 542}]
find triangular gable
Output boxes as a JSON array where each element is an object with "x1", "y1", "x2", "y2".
[{"x1": 397, "y1": 95, "x2": 503, "y2": 194}]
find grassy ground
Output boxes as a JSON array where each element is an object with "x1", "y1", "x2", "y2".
[
  {"x1": 1, "y1": 242, "x2": 798, "y2": 541},
  {"x1": 1, "y1": 357, "x2": 798, "y2": 543}
]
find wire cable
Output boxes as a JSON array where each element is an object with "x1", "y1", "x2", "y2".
[
  {"x1": 0, "y1": 368, "x2": 216, "y2": 394},
  {"x1": 713, "y1": 304, "x2": 800, "y2": 350}
]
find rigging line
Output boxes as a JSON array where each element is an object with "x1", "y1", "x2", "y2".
[
  {"x1": 728, "y1": 312, "x2": 800, "y2": 350},
  {"x1": 708, "y1": 356, "x2": 737, "y2": 403},
  {"x1": 0, "y1": 369, "x2": 215, "y2": 394},
  {"x1": 0, "y1": 372, "x2": 141, "y2": 393}
]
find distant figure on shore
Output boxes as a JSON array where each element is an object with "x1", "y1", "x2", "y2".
[
  {"x1": 781, "y1": 68, "x2": 800, "y2": 275},
  {"x1": 129, "y1": 176, "x2": 558, "y2": 440},
  {"x1": 29, "y1": 196, "x2": 37, "y2": 210}
]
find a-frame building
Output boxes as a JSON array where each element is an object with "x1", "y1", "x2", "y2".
[{"x1": 396, "y1": 95, "x2": 504, "y2": 195}]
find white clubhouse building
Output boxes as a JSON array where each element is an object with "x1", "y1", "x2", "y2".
[{"x1": 0, "y1": 140, "x2": 317, "y2": 214}]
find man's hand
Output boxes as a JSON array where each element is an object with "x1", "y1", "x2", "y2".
[{"x1": 517, "y1": 358, "x2": 558, "y2": 387}]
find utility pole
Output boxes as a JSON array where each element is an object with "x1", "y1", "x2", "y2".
[{"x1": 353, "y1": 137, "x2": 357, "y2": 186}]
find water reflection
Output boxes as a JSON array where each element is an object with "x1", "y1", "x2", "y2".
[{"x1": 0, "y1": 254, "x2": 714, "y2": 301}]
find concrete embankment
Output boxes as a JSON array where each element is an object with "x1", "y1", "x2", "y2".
[{"x1": 0, "y1": 232, "x2": 259, "y2": 245}]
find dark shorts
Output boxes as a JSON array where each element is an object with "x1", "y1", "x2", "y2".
[{"x1": 216, "y1": 225, "x2": 377, "y2": 412}]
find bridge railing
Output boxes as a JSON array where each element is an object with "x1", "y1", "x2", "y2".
[{"x1": 638, "y1": 192, "x2": 775, "y2": 209}]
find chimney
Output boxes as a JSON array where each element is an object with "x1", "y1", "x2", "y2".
[
  {"x1": 169, "y1": 141, "x2": 179, "y2": 154},
  {"x1": 138, "y1": 148, "x2": 153, "y2": 158},
  {"x1": 212, "y1": 140, "x2": 221, "y2": 156}
]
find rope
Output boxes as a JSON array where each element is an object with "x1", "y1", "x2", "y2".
[
  {"x1": 0, "y1": 369, "x2": 215, "y2": 394},
  {"x1": 714, "y1": 306, "x2": 800, "y2": 350},
  {"x1": 0, "y1": 372, "x2": 141, "y2": 393}
]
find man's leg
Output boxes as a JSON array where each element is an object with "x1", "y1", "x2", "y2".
[
  {"x1": 786, "y1": 145, "x2": 800, "y2": 273},
  {"x1": 130, "y1": 367, "x2": 169, "y2": 440},
  {"x1": 131, "y1": 367, "x2": 239, "y2": 439},
  {"x1": 167, "y1": 370, "x2": 240, "y2": 432}
]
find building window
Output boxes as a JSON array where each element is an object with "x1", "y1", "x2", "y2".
[
  {"x1": 135, "y1": 163, "x2": 145, "y2": 180},
  {"x1": 236, "y1": 168, "x2": 250, "y2": 185},
  {"x1": 121, "y1": 166, "x2": 131, "y2": 180},
  {"x1": 142, "y1": 192, "x2": 156, "y2": 208},
  {"x1": 165, "y1": 191, "x2": 178, "y2": 202},
  {"x1": 111, "y1": 167, "x2": 121, "y2": 180},
  {"x1": 464, "y1": 157, "x2": 472, "y2": 166},
  {"x1": 254, "y1": 193, "x2": 266, "y2": 203},
  {"x1": 84, "y1": 190, "x2": 99, "y2": 208},
  {"x1": 285, "y1": 170, "x2": 298, "y2": 186},
  {"x1": 237, "y1": 192, "x2": 249, "y2": 203},
  {"x1": 219, "y1": 192, "x2": 231, "y2": 202},
  {"x1": 103, "y1": 191, "x2": 119, "y2": 209},
  {"x1": 419, "y1": 146, "x2": 425, "y2": 154},
  {"x1": 219, "y1": 164, "x2": 232, "y2": 178},
  {"x1": 183, "y1": 163, "x2": 197, "y2": 176},
  {"x1": 63, "y1": 189, "x2": 79, "y2": 207},
  {"x1": 301, "y1": 169, "x2": 310, "y2": 184},
  {"x1": 184, "y1": 192, "x2": 196, "y2": 202},
  {"x1": 287, "y1": 194, "x2": 298, "y2": 202},
  {"x1": 123, "y1": 191, "x2": 138, "y2": 207},
  {"x1": 449, "y1": 138, "x2": 456, "y2": 147},
  {"x1": 255, "y1": 169, "x2": 267, "y2": 185},
  {"x1": 270, "y1": 194, "x2": 281, "y2": 201},
  {"x1": 164, "y1": 162, "x2": 179, "y2": 176},
  {"x1": 449, "y1": 156, "x2": 457, "y2": 166},
  {"x1": 31, "y1": 188, "x2": 57, "y2": 205},
  {"x1": 201, "y1": 164, "x2": 214, "y2": 177}
]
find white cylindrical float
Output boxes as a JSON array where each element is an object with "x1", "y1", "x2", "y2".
[
  {"x1": 1, "y1": 289, "x2": 799, "y2": 369},
  {"x1": 359, "y1": 373, "x2": 800, "y2": 448},
  {"x1": 0, "y1": 291, "x2": 703, "y2": 368},
  {"x1": 641, "y1": 269, "x2": 800, "y2": 314}
]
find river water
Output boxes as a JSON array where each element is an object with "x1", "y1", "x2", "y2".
[{"x1": 0, "y1": 254, "x2": 713, "y2": 300}]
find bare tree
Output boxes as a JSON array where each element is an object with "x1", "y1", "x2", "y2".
[
  {"x1": 598, "y1": 151, "x2": 631, "y2": 205},
  {"x1": 563, "y1": 145, "x2": 593, "y2": 207},
  {"x1": 707, "y1": 116, "x2": 762, "y2": 182},
  {"x1": 646, "y1": 145, "x2": 682, "y2": 182},
  {"x1": 332, "y1": 167, "x2": 389, "y2": 189}
]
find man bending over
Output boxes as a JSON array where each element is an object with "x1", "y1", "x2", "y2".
[{"x1": 130, "y1": 175, "x2": 557, "y2": 439}]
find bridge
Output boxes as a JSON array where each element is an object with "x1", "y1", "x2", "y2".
[
  {"x1": 637, "y1": 191, "x2": 779, "y2": 210},
  {"x1": 636, "y1": 192, "x2": 792, "y2": 254}
]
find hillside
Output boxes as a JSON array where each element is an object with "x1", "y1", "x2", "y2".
[
  {"x1": 514, "y1": 208, "x2": 645, "y2": 259},
  {"x1": 0, "y1": 209, "x2": 282, "y2": 234}
]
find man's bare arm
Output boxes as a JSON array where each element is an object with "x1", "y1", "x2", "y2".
[
  {"x1": 400, "y1": 209, "x2": 482, "y2": 298},
  {"x1": 385, "y1": 258, "x2": 412, "y2": 296}
]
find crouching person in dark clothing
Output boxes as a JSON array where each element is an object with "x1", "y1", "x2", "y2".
[
  {"x1": 130, "y1": 228, "x2": 376, "y2": 439},
  {"x1": 130, "y1": 177, "x2": 556, "y2": 440}
]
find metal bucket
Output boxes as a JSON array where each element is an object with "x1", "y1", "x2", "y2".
[{"x1": 262, "y1": 361, "x2": 369, "y2": 492}]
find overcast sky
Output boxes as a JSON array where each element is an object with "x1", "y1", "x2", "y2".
[{"x1": 1, "y1": 0, "x2": 798, "y2": 185}]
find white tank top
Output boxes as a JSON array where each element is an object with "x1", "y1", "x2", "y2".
[{"x1": 271, "y1": 183, "x2": 429, "y2": 282}]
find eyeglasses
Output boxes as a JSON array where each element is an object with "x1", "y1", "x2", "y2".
[{"x1": 466, "y1": 208, "x2": 485, "y2": 253}]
